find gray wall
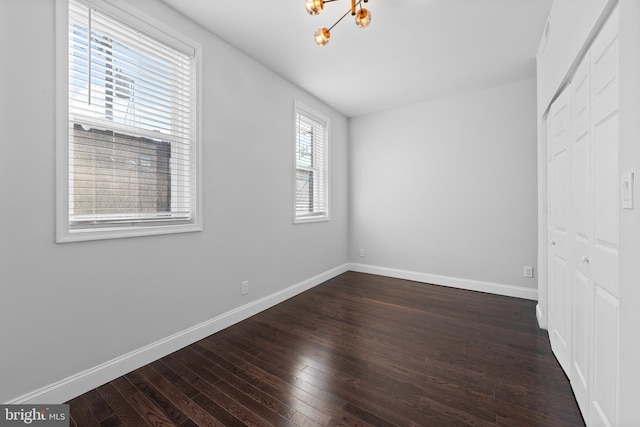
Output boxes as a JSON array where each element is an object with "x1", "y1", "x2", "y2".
[
  {"x1": 349, "y1": 79, "x2": 538, "y2": 290},
  {"x1": 0, "y1": 0, "x2": 349, "y2": 403}
]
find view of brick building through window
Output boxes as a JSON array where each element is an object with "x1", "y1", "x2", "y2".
[{"x1": 72, "y1": 125, "x2": 171, "y2": 217}]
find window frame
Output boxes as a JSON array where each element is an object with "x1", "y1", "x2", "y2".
[
  {"x1": 55, "y1": 0, "x2": 203, "y2": 242},
  {"x1": 293, "y1": 101, "x2": 330, "y2": 224}
]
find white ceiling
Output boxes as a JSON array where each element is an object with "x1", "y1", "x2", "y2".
[{"x1": 161, "y1": 0, "x2": 553, "y2": 118}]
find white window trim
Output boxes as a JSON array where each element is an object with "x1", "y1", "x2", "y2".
[
  {"x1": 293, "y1": 100, "x2": 330, "y2": 224},
  {"x1": 55, "y1": 0, "x2": 203, "y2": 242}
]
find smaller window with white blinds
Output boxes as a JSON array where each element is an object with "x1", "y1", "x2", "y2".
[
  {"x1": 56, "y1": 0, "x2": 201, "y2": 241},
  {"x1": 294, "y1": 102, "x2": 329, "y2": 223}
]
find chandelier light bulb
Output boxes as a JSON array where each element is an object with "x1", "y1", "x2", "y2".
[
  {"x1": 355, "y1": 8, "x2": 371, "y2": 28},
  {"x1": 314, "y1": 27, "x2": 331, "y2": 46},
  {"x1": 305, "y1": 0, "x2": 324, "y2": 15}
]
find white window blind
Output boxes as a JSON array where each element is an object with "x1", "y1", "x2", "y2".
[
  {"x1": 295, "y1": 103, "x2": 329, "y2": 222},
  {"x1": 66, "y1": 0, "x2": 196, "y2": 231}
]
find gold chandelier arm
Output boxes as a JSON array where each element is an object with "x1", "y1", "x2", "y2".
[
  {"x1": 351, "y1": 0, "x2": 356, "y2": 15},
  {"x1": 327, "y1": 7, "x2": 351, "y2": 31},
  {"x1": 327, "y1": 0, "x2": 362, "y2": 31}
]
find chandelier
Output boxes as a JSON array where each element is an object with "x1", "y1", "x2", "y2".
[{"x1": 305, "y1": 0, "x2": 372, "y2": 46}]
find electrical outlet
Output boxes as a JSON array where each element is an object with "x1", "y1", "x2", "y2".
[
  {"x1": 359, "y1": 248, "x2": 365, "y2": 257},
  {"x1": 241, "y1": 281, "x2": 249, "y2": 295},
  {"x1": 523, "y1": 266, "x2": 534, "y2": 278}
]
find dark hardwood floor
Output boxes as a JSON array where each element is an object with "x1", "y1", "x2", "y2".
[{"x1": 67, "y1": 272, "x2": 585, "y2": 426}]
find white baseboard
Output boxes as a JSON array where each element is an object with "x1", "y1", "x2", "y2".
[
  {"x1": 536, "y1": 303, "x2": 548, "y2": 330},
  {"x1": 348, "y1": 263, "x2": 538, "y2": 301},
  {"x1": 7, "y1": 264, "x2": 349, "y2": 405}
]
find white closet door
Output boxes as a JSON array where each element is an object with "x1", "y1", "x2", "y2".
[
  {"x1": 547, "y1": 87, "x2": 572, "y2": 375},
  {"x1": 589, "y1": 6, "x2": 619, "y2": 427},
  {"x1": 569, "y1": 51, "x2": 591, "y2": 416},
  {"x1": 544, "y1": 5, "x2": 620, "y2": 425}
]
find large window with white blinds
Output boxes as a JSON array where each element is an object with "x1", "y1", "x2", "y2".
[
  {"x1": 56, "y1": 0, "x2": 201, "y2": 241},
  {"x1": 294, "y1": 102, "x2": 329, "y2": 223}
]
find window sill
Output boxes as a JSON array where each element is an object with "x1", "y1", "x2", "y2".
[
  {"x1": 294, "y1": 215, "x2": 330, "y2": 224},
  {"x1": 56, "y1": 222, "x2": 202, "y2": 243}
]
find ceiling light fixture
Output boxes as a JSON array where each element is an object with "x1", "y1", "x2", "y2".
[{"x1": 305, "y1": 0, "x2": 372, "y2": 46}]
